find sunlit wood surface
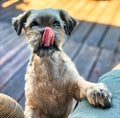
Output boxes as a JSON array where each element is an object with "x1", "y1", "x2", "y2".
[
  {"x1": 13, "y1": 0, "x2": 120, "y2": 27},
  {"x1": 0, "y1": 0, "x2": 120, "y2": 109}
]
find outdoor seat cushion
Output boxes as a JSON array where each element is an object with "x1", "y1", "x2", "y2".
[{"x1": 69, "y1": 70, "x2": 120, "y2": 118}]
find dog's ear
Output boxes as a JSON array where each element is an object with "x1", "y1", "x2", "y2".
[
  {"x1": 12, "y1": 10, "x2": 31, "y2": 35},
  {"x1": 59, "y1": 10, "x2": 79, "y2": 35}
]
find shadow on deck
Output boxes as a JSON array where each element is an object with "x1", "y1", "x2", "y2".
[{"x1": 0, "y1": 0, "x2": 120, "y2": 108}]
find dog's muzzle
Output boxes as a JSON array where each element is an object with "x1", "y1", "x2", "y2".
[{"x1": 41, "y1": 27, "x2": 55, "y2": 47}]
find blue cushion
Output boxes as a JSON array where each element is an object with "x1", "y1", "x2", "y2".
[{"x1": 69, "y1": 70, "x2": 120, "y2": 118}]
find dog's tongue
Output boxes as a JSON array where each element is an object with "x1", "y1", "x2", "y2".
[{"x1": 42, "y1": 27, "x2": 54, "y2": 47}]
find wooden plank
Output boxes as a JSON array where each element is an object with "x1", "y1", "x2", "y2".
[
  {"x1": 111, "y1": 3, "x2": 120, "y2": 27},
  {"x1": 66, "y1": 1, "x2": 100, "y2": 44},
  {"x1": 73, "y1": 44, "x2": 99, "y2": 79},
  {"x1": 100, "y1": 26, "x2": 120, "y2": 51},
  {"x1": 0, "y1": 32, "x2": 19, "y2": 50},
  {"x1": 84, "y1": 0, "x2": 119, "y2": 47},
  {"x1": 98, "y1": 1, "x2": 120, "y2": 51},
  {"x1": 0, "y1": 1, "x2": 21, "y2": 14},
  {"x1": 76, "y1": 1, "x2": 98, "y2": 20},
  {"x1": 86, "y1": 1, "x2": 109, "y2": 22},
  {"x1": 0, "y1": 22, "x2": 9, "y2": 30},
  {"x1": 70, "y1": 0, "x2": 87, "y2": 16},
  {"x1": 71, "y1": 1, "x2": 110, "y2": 45},
  {"x1": 89, "y1": 49, "x2": 114, "y2": 82},
  {"x1": 0, "y1": 25, "x2": 13, "y2": 43},
  {"x1": 15, "y1": 0, "x2": 89, "y2": 17},
  {"x1": 63, "y1": 40, "x2": 82, "y2": 59},
  {"x1": 0, "y1": 31, "x2": 15, "y2": 46},
  {"x1": 1, "y1": 0, "x2": 120, "y2": 25},
  {"x1": 57, "y1": 0, "x2": 73, "y2": 9},
  {"x1": 0, "y1": 35, "x2": 25, "y2": 58},
  {"x1": 19, "y1": 95, "x2": 25, "y2": 110},
  {"x1": 85, "y1": 23, "x2": 107, "y2": 46},
  {"x1": 0, "y1": 64, "x2": 27, "y2": 101},
  {"x1": 71, "y1": 21, "x2": 94, "y2": 43},
  {"x1": 112, "y1": 53, "x2": 120, "y2": 66},
  {"x1": 0, "y1": 4, "x2": 21, "y2": 22},
  {"x1": 0, "y1": 46, "x2": 30, "y2": 89},
  {"x1": 98, "y1": 1, "x2": 120, "y2": 25},
  {"x1": 0, "y1": 11, "x2": 12, "y2": 20},
  {"x1": 0, "y1": 40, "x2": 27, "y2": 67},
  {"x1": 63, "y1": 0, "x2": 79, "y2": 11}
]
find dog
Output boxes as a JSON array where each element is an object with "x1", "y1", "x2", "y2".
[{"x1": 12, "y1": 8, "x2": 112, "y2": 118}]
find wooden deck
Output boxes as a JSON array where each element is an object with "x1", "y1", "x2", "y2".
[{"x1": 1, "y1": 0, "x2": 120, "y2": 109}]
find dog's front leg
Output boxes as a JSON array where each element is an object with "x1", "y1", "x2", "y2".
[
  {"x1": 63, "y1": 53, "x2": 112, "y2": 108},
  {"x1": 69, "y1": 77, "x2": 112, "y2": 108},
  {"x1": 80, "y1": 78, "x2": 112, "y2": 108}
]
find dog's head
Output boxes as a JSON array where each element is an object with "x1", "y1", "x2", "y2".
[{"x1": 12, "y1": 8, "x2": 78, "y2": 56}]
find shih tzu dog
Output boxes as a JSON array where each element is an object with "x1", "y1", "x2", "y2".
[{"x1": 12, "y1": 8, "x2": 112, "y2": 118}]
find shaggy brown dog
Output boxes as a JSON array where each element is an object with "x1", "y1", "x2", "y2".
[{"x1": 12, "y1": 9, "x2": 112, "y2": 118}]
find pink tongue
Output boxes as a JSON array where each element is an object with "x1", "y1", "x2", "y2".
[{"x1": 42, "y1": 27, "x2": 54, "y2": 47}]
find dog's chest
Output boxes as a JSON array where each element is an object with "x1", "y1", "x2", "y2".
[
  {"x1": 33, "y1": 53, "x2": 70, "y2": 80},
  {"x1": 32, "y1": 60, "x2": 71, "y2": 102},
  {"x1": 31, "y1": 77, "x2": 72, "y2": 115},
  {"x1": 26, "y1": 53, "x2": 72, "y2": 107}
]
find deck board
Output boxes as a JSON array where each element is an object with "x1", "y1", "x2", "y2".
[
  {"x1": 101, "y1": 26, "x2": 120, "y2": 51},
  {"x1": 19, "y1": 95, "x2": 25, "y2": 110},
  {"x1": 63, "y1": 40, "x2": 82, "y2": 59},
  {"x1": 72, "y1": 21, "x2": 94, "y2": 43},
  {"x1": 1, "y1": 63, "x2": 27, "y2": 98},
  {"x1": 74, "y1": 44, "x2": 99, "y2": 79},
  {"x1": 89, "y1": 49, "x2": 114, "y2": 82},
  {"x1": 85, "y1": 24, "x2": 107, "y2": 46},
  {"x1": 0, "y1": 0, "x2": 120, "y2": 110}
]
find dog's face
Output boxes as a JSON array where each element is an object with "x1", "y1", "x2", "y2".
[{"x1": 12, "y1": 8, "x2": 78, "y2": 56}]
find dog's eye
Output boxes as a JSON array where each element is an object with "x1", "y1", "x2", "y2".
[
  {"x1": 53, "y1": 21, "x2": 60, "y2": 27},
  {"x1": 30, "y1": 21, "x2": 39, "y2": 28}
]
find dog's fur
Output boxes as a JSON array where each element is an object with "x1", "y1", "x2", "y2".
[{"x1": 12, "y1": 9, "x2": 112, "y2": 118}]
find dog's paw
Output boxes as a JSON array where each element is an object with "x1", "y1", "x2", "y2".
[{"x1": 86, "y1": 83, "x2": 112, "y2": 108}]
